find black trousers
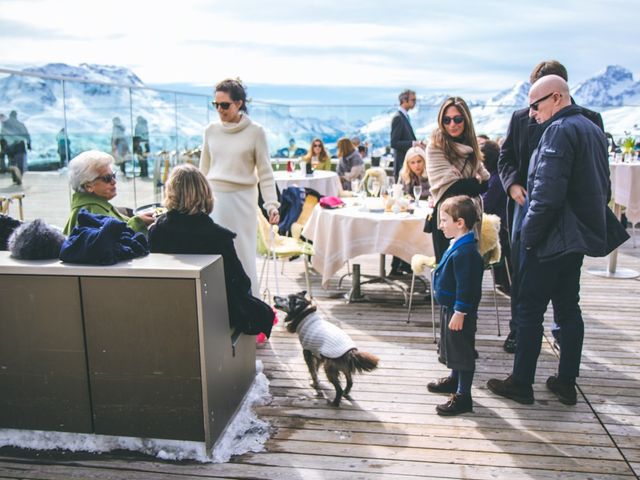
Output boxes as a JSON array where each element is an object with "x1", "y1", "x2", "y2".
[{"x1": 513, "y1": 251, "x2": 584, "y2": 385}]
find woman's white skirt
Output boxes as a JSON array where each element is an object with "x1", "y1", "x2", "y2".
[{"x1": 211, "y1": 186, "x2": 260, "y2": 297}]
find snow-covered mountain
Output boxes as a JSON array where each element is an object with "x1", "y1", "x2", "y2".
[{"x1": 0, "y1": 63, "x2": 638, "y2": 165}]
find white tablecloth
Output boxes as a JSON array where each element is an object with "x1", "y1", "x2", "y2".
[
  {"x1": 302, "y1": 198, "x2": 434, "y2": 287},
  {"x1": 610, "y1": 162, "x2": 640, "y2": 224},
  {"x1": 274, "y1": 170, "x2": 340, "y2": 198}
]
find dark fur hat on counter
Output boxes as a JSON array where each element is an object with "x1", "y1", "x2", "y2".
[
  {"x1": 0, "y1": 214, "x2": 22, "y2": 250},
  {"x1": 8, "y1": 219, "x2": 66, "y2": 260}
]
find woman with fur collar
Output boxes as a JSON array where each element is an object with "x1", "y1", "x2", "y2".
[
  {"x1": 63, "y1": 150, "x2": 154, "y2": 235},
  {"x1": 200, "y1": 78, "x2": 280, "y2": 296},
  {"x1": 426, "y1": 97, "x2": 490, "y2": 262}
]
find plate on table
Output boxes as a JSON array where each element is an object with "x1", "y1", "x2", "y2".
[{"x1": 135, "y1": 203, "x2": 167, "y2": 217}]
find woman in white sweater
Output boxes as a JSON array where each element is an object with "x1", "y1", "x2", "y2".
[
  {"x1": 426, "y1": 96, "x2": 490, "y2": 262},
  {"x1": 200, "y1": 79, "x2": 280, "y2": 296}
]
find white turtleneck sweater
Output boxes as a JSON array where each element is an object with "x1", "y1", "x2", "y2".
[{"x1": 199, "y1": 114, "x2": 280, "y2": 213}]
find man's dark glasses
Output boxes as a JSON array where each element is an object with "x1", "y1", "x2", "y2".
[
  {"x1": 212, "y1": 101, "x2": 233, "y2": 110},
  {"x1": 94, "y1": 172, "x2": 116, "y2": 183},
  {"x1": 443, "y1": 115, "x2": 464, "y2": 125},
  {"x1": 529, "y1": 92, "x2": 555, "y2": 111}
]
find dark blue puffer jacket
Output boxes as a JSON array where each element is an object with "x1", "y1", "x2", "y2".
[
  {"x1": 522, "y1": 105, "x2": 627, "y2": 260},
  {"x1": 60, "y1": 209, "x2": 149, "y2": 265}
]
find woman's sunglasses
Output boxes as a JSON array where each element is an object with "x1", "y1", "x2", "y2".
[
  {"x1": 442, "y1": 115, "x2": 464, "y2": 125},
  {"x1": 94, "y1": 172, "x2": 117, "y2": 183},
  {"x1": 212, "y1": 101, "x2": 233, "y2": 110},
  {"x1": 313, "y1": 143, "x2": 322, "y2": 148}
]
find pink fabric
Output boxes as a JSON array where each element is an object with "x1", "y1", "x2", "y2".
[{"x1": 319, "y1": 196, "x2": 345, "y2": 209}]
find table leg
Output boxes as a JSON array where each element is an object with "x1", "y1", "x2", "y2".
[{"x1": 587, "y1": 203, "x2": 639, "y2": 279}]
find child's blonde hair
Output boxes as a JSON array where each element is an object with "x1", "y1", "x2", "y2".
[{"x1": 164, "y1": 163, "x2": 213, "y2": 215}]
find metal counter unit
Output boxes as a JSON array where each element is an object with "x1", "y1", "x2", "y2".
[{"x1": 0, "y1": 252, "x2": 255, "y2": 453}]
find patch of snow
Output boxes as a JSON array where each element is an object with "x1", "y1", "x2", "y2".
[{"x1": 0, "y1": 361, "x2": 271, "y2": 463}]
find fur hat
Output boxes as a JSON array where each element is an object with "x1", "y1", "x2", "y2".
[
  {"x1": 8, "y1": 219, "x2": 66, "y2": 260},
  {"x1": 0, "y1": 214, "x2": 22, "y2": 250}
]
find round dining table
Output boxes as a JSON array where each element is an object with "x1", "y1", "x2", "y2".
[
  {"x1": 273, "y1": 170, "x2": 340, "y2": 198},
  {"x1": 302, "y1": 197, "x2": 434, "y2": 289}
]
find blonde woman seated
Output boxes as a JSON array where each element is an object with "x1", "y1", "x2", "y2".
[
  {"x1": 399, "y1": 146, "x2": 430, "y2": 199},
  {"x1": 336, "y1": 136, "x2": 364, "y2": 190},
  {"x1": 302, "y1": 138, "x2": 332, "y2": 171},
  {"x1": 63, "y1": 150, "x2": 155, "y2": 235}
]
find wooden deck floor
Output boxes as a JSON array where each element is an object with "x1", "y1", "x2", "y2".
[{"x1": 1, "y1": 239, "x2": 640, "y2": 479}]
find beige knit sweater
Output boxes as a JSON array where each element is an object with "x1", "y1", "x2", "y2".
[
  {"x1": 199, "y1": 114, "x2": 280, "y2": 213},
  {"x1": 426, "y1": 142, "x2": 490, "y2": 204}
]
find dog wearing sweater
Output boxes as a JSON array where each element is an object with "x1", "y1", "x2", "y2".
[{"x1": 273, "y1": 291, "x2": 379, "y2": 406}]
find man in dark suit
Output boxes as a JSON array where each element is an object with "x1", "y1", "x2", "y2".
[
  {"x1": 391, "y1": 89, "x2": 421, "y2": 181},
  {"x1": 389, "y1": 89, "x2": 422, "y2": 275},
  {"x1": 498, "y1": 60, "x2": 604, "y2": 354}
]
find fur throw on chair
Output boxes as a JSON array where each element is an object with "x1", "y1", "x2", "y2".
[
  {"x1": 8, "y1": 219, "x2": 66, "y2": 260},
  {"x1": 479, "y1": 213, "x2": 501, "y2": 264}
]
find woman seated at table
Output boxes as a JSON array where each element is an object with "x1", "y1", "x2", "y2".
[
  {"x1": 301, "y1": 138, "x2": 332, "y2": 171},
  {"x1": 336, "y1": 136, "x2": 364, "y2": 190},
  {"x1": 63, "y1": 150, "x2": 155, "y2": 235},
  {"x1": 399, "y1": 146, "x2": 430, "y2": 199}
]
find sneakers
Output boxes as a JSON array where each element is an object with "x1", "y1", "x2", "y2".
[
  {"x1": 436, "y1": 393, "x2": 473, "y2": 416},
  {"x1": 487, "y1": 375, "x2": 534, "y2": 404},
  {"x1": 427, "y1": 376, "x2": 458, "y2": 394},
  {"x1": 503, "y1": 331, "x2": 516, "y2": 353},
  {"x1": 546, "y1": 375, "x2": 577, "y2": 405}
]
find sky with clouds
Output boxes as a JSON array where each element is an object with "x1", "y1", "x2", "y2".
[{"x1": 1, "y1": 0, "x2": 638, "y2": 100}]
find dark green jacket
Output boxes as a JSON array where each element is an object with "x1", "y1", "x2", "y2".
[{"x1": 63, "y1": 191, "x2": 147, "y2": 235}]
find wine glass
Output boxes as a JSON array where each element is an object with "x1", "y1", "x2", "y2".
[
  {"x1": 413, "y1": 185, "x2": 423, "y2": 208},
  {"x1": 351, "y1": 179, "x2": 360, "y2": 203},
  {"x1": 369, "y1": 178, "x2": 381, "y2": 197},
  {"x1": 385, "y1": 177, "x2": 394, "y2": 197}
]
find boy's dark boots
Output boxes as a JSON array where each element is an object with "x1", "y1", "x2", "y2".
[
  {"x1": 427, "y1": 376, "x2": 458, "y2": 394},
  {"x1": 546, "y1": 375, "x2": 577, "y2": 405},
  {"x1": 487, "y1": 375, "x2": 534, "y2": 404},
  {"x1": 436, "y1": 393, "x2": 473, "y2": 416}
]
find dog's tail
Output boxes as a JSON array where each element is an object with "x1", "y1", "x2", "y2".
[{"x1": 348, "y1": 349, "x2": 379, "y2": 373}]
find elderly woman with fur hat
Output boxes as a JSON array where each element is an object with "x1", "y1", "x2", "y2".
[{"x1": 63, "y1": 150, "x2": 155, "y2": 235}]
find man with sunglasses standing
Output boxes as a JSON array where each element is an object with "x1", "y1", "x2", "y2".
[
  {"x1": 497, "y1": 61, "x2": 604, "y2": 354},
  {"x1": 487, "y1": 75, "x2": 627, "y2": 406}
]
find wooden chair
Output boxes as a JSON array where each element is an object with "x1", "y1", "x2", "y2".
[{"x1": 0, "y1": 193, "x2": 26, "y2": 220}]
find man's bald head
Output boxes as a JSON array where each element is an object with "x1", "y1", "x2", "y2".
[{"x1": 528, "y1": 75, "x2": 571, "y2": 124}]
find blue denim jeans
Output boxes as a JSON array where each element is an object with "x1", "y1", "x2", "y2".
[{"x1": 513, "y1": 251, "x2": 584, "y2": 385}]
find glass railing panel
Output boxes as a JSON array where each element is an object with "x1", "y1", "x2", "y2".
[{"x1": 0, "y1": 72, "x2": 68, "y2": 227}]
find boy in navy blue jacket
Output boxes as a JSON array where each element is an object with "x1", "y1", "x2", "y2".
[{"x1": 427, "y1": 195, "x2": 484, "y2": 416}]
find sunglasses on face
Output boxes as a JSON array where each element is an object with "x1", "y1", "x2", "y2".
[
  {"x1": 443, "y1": 115, "x2": 464, "y2": 125},
  {"x1": 529, "y1": 92, "x2": 555, "y2": 111},
  {"x1": 313, "y1": 144, "x2": 322, "y2": 148},
  {"x1": 212, "y1": 101, "x2": 233, "y2": 110},
  {"x1": 94, "y1": 172, "x2": 116, "y2": 183}
]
